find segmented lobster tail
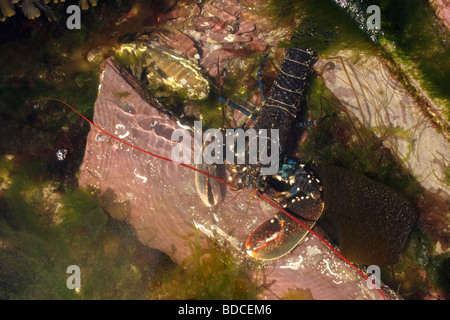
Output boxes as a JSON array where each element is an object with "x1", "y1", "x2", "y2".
[
  {"x1": 258, "y1": 48, "x2": 319, "y2": 122},
  {"x1": 254, "y1": 48, "x2": 317, "y2": 156},
  {"x1": 249, "y1": 48, "x2": 318, "y2": 176},
  {"x1": 229, "y1": 47, "x2": 318, "y2": 191}
]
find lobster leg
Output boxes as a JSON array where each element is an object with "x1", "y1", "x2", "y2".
[
  {"x1": 217, "y1": 50, "x2": 272, "y2": 123},
  {"x1": 217, "y1": 96, "x2": 254, "y2": 119},
  {"x1": 297, "y1": 115, "x2": 329, "y2": 127}
]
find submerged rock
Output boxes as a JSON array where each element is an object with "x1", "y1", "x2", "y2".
[
  {"x1": 115, "y1": 41, "x2": 210, "y2": 101},
  {"x1": 315, "y1": 52, "x2": 449, "y2": 199},
  {"x1": 315, "y1": 51, "x2": 449, "y2": 249}
]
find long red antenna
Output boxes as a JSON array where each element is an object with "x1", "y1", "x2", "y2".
[{"x1": 52, "y1": 98, "x2": 386, "y2": 300}]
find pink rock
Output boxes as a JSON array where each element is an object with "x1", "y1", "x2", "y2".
[
  {"x1": 208, "y1": 32, "x2": 251, "y2": 43},
  {"x1": 78, "y1": 59, "x2": 397, "y2": 300},
  {"x1": 237, "y1": 22, "x2": 256, "y2": 34},
  {"x1": 195, "y1": 16, "x2": 220, "y2": 31},
  {"x1": 246, "y1": 32, "x2": 268, "y2": 52},
  {"x1": 155, "y1": 29, "x2": 198, "y2": 58},
  {"x1": 430, "y1": 0, "x2": 450, "y2": 30},
  {"x1": 201, "y1": 3, "x2": 236, "y2": 25},
  {"x1": 215, "y1": 0, "x2": 243, "y2": 17},
  {"x1": 206, "y1": 64, "x2": 223, "y2": 79},
  {"x1": 157, "y1": 3, "x2": 200, "y2": 23},
  {"x1": 199, "y1": 48, "x2": 235, "y2": 71}
]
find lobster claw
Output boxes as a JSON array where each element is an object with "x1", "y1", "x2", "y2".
[
  {"x1": 246, "y1": 194, "x2": 324, "y2": 260},
  {"x1": 194, "y1": 133, "x2": 226, "y2": 207},
  {"x1": 195, "y1": 162, "x2": 223, "y2": 207}
]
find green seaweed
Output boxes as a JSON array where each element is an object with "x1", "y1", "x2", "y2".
[
  {"x1": 0, "y1": 157, "x2": 261, "y2": 300},
  {"x1": 267, "y1": 0, "x2": 376, "y2": 55},
  {"x1": 367, "y1": 0, "x2": 450, "y2": 102},
  {"x1": 0, "y1": 157, "x2": 174, "y2": 299},
  {"x1": 281, "y1": 288, "x2": 314, "y2": 300},
  {"x1": 381, "y1": 227, "x2": 450, "y2": 299},
  {"x1": 427, "y1": 254, "x2": 450, "y2": 296},
  {"x1": 445, "y1": 166, "x2": 450, "y2": 187},
  {"x1": 197, "y1": 96, "x2": 228, "y2": 130},
  {"x1": 267, "y1": 0, "x2": 449, "y2": 127},
  {"x1": 148, "y1": 227, "x2": 262, "y2": 300}
]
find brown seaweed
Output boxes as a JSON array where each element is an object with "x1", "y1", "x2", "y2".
[{"x1": 316, "y1": 164, "x2": 418, "y2": 266}]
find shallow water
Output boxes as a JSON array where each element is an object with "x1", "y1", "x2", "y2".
[{"x1": 0, "y1": 0, "x2": 448, "y2": 300}]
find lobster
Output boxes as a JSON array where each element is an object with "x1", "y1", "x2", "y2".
[
  {"x1": 207, "y1": 46, "x2": 417, "y2": 265},
  {"x1": 203, "y1": 47, "x2": 326, "y2": 261}
]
